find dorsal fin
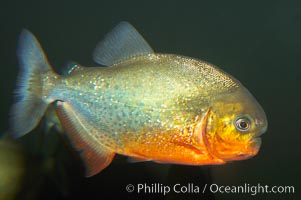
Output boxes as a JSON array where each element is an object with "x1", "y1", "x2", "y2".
[{"x1": 93, "y1": 21, "x2": 154, "y2": 66}]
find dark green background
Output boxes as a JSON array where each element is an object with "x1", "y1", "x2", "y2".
[{"x1": 0, "y1": 0, "x2": 300, "y2": 199}]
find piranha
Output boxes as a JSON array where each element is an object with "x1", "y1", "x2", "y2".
[{"x1": 10, "y1": 22, "x2": 267, "y2": 177}]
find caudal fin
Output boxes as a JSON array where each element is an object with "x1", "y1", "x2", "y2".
[{"x1": 10, "y1": 29, "x2": 53, "y2": 138}]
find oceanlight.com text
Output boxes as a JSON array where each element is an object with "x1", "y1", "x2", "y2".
[
  {"x1": 125, "y1": 183, "x2": 295, "y2": 196},
  {"x1": 208, "y1": 183, "x2": 294, "y2": 195}
]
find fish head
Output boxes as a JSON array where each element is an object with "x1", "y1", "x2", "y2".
[{"x1": 204, "y1": 87, "x2": 267, "y2": 162}]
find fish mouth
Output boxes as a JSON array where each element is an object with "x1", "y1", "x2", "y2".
[
  {"x1": 245, "y1": 121, "x2": 265, "y2": 157},
  {"x1": 249, "y1": 137, "x2": 262, "y2": 153},
  {"x1": 203, "y1": 132, "x2": 262, "y2": 161},
  {"x1": 234, "y1": 137, "x2": 262, "y2": 160}
]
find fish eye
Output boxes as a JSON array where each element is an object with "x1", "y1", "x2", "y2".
[{"x1": 234, "y1": 116, "x2": 251, "y2": 132}]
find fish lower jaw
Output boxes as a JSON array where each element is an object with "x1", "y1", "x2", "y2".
[
  {"x1": 232, "y1": 138, "x2": 262, "y2": 160},
  {"x1": 204, "y1": 137, "x2": 262, "y2": 162}
]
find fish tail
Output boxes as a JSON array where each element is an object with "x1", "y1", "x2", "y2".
[{"x1": 10, "y1": 29, "x2": 55, "y2": 138}]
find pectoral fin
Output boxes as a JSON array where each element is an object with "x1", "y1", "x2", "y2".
[{"x1": 56, "y1": 101, "x2": 115, "y2": 177}]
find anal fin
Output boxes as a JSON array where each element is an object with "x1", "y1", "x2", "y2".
[
  {"x1": 127, "y1": 156, "x2": 151, "y2": 163},
  {"x1": 56, "y1": 101, "x2": 115, "y2": 177}
]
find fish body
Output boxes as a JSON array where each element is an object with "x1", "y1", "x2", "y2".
[{"x1": 10, "y1": 22, "x2": 267, "y2": 177}]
